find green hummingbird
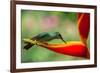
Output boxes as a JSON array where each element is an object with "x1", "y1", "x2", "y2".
[{"x1": 24, "y1": 32, "x2": 66, "y2": 50}]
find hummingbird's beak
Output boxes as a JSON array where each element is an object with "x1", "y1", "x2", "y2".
[
  {"x1": 58, "y1": 34, "x2": 66, "y2": 44},
  {"x1": 62, "y1": 39, "x2": 66, "y2": 43}
]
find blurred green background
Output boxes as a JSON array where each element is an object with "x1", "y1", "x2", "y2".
[{"x1": 21, "y1": 10, "x2": 90, "y2": 63}]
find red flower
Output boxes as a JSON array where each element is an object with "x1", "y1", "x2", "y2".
[
  {"x1": 38, "y1": 41, "x2": 90, "y2": 59},
  {"x1": 78, "y1": 13, "x2": 90, "y2": 45}
]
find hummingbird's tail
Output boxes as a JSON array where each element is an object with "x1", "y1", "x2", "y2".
[{"x1": 24, "y1": 43, "x2": 34, "y2": 50}]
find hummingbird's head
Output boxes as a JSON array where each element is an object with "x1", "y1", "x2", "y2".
[
  {"x1": 55, "y1": 32, "x2": 66, "y2": 43},
  {"x1": 55, "y1": 32, "x2": 60, "y2": 35},
  {"x1": 55, "y1": 32, "x2": 61, "y2": 38}
]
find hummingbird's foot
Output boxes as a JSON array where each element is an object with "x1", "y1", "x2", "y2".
[{"x1": 34, "y1": 40, "x2": 38, "y2": 45}]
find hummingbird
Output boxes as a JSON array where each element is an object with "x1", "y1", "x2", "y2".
[{"x1": 24, "y1": 32, "x2": 66, "y2": 50}]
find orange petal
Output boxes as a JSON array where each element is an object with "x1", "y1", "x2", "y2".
[{"x1": 38, "y1": 41, "x2": 90, "y2": 59}]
